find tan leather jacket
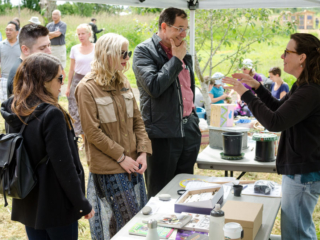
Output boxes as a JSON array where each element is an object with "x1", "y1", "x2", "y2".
[{"x1": 75, "y1": 73, "x2": 152, "y2": 175}]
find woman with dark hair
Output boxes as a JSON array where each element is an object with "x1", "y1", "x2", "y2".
[
  {"x1": 75, "y1": 33, "x2": 152, "y2": 239},
  {"x1": 268, "y1": 67, "x2": 289, "y2": 99},
  {"x1": 0, "y1": 53, "x2": 94, "y2": 240},
  {"x1": 223, "y1": 33, "x2": 320, "y2": 239}
]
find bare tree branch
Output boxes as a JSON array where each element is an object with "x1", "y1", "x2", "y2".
[
  {"x1": 209, "y1": 39, "x2": 258, "y2": 71},
  {"x1": 202, "y1": 22, "x2": 232, "y2": 74}
]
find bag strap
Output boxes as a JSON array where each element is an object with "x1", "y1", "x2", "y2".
[{"x1": 18, "y1": 115, "x2": 31, "y2": 135}]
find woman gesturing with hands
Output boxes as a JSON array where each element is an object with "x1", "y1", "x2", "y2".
[
  {"x1": 223, "y1": 33, "x2": 320, "y2": 240},
  {"x1": 223, "y1": 73, "x2": 261, "y2": 96}
]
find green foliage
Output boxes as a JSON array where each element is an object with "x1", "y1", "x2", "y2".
[
  {"x1": 57, "y1": 2, "x2": 123, "y2": 17},
  {"x1": 21, "y1": 0, "x2": 41, "y2": 12},
  {"x1": 194, "y1": 8, "x2": 295, "y2": 78},
  {"x1": 130, "y1": 7, "x2": 162, "y2": 15},
  {"x1": 0, "y1": 0, "x2": 12, "y2": 15}
]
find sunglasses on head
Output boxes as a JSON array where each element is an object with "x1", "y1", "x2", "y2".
[
  {"x1": 57, "y1": 74, "x2": 63, "y2": 84},
  {"x1": 121, "y1": 51, "x2": 132, "y2": 59}
]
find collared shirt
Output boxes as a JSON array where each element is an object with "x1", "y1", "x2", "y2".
[
  {"x1": 0, "y1": 39, "x2": 21, "y2": 78},
  {"x1": 159, "y1": 42, "x2": 194, "y2": 117},
  {"x1": 46, "y1": 21, "x2": 67, "y2": 45}
]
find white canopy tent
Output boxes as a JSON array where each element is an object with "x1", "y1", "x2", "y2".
[{"x1": 64, "y1": 0, "x2": 320, "y2": 66}]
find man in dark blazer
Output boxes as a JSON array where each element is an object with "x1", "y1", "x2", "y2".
[
  {"x1": 89, "y1": 18, "x2": 104, "y2": 43},
  {"x1": 133, "y1": 7, "x2": 201, "y2": 198}
]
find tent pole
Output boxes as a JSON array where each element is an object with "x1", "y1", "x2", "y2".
[{"x1": 189, "y1": 9, "x2": 196, "y2": 71}]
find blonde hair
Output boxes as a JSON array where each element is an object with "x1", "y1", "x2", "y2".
[
  {"x1": 76, "y1": 23, "x2": 94, "y2": 43},
  {"x1": 91, "y1": 33, "x2": 130, "y2": 86}
]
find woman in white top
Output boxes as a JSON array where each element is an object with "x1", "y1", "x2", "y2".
[{"x1": 66, "y1": 24, "x2": 95, "y2": 142}]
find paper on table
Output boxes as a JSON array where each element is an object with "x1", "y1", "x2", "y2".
[
  {"x1": 205, "y1": 177, "x2": 236, "y2": 182},
  {"x1": 241, "y1": 184, "x2": 282, "y2": 198},
  {"x1": 185, "y1": 182, "x2": 220, "y2": 190},
  {"x1": 143, "y1": 197, "x2": 177, "y2": 214},
  {"x1": 184, "y1": 181, "x2": 231, "y2": 200}
]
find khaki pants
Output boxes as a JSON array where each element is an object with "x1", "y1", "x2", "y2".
[{"x1": 51, "y1": 45, "x2": 66, "y2": 69}]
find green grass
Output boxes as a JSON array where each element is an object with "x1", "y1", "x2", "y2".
[{"x1": 0, "y1": 8, "x2": 319, "y2": 239}]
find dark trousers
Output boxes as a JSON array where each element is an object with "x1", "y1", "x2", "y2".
[
  {"x1": 25, "y1": 221, "x2": 78, "y2": 240},
  {"x1": 144, "y1": 114, "x2": 201, "y2": 198}
]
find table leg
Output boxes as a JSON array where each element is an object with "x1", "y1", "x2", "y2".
[{"x1": 237, "y1": 172, "x2": 247, "y2": 180}]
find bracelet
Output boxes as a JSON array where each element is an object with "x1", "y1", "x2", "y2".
[{"x1": 117, "y1": 154, "x2": 126, "y2": 164}]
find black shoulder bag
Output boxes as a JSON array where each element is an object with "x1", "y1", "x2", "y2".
[{"x1": 0, "y1": 116, "x2": 47, "y2": 207}]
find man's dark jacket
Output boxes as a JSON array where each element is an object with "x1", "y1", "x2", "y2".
[
  {"x1": 132, "y1": 33, "x2": 196, "y2": 139},
  {"x1": 89, "y1": 22, "x2": 103, "y2": 43}
]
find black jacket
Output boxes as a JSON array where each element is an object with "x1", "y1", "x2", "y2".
[
  {"x1": 89, "y1": 22, "x2": 103, "y2": 43},
  {"x1": 1, "y1": 99, "x2": 91, "y2": 229},
  {"x1": 242, "y1": 82, "x2": 320, "y2": 175},
  {"x1": 132, "y1": 33, "x2": 196, "y2": 139}
]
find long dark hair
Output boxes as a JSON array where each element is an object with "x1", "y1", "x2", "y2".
[
  {"x1": 11, "y1": 53, "x2": 72, "y2": 129},
  {"x1": 291, "y1": 33, "x2": 320, "y2": 86}
]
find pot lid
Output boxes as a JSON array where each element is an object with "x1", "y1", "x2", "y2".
[{"x1": 252, "y1": 133, "x2": 278, "y2": 141}]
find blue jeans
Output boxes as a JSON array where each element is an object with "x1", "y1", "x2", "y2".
[
  {"x1": 25, "y1": 221, "x2": 78, "y2": 240},
  {"x1": 281, "y1": 175, "x2": 320, "y2": 240}
]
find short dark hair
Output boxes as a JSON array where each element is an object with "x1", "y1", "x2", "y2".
[
  {"x1": 91, "y1": 18, "x2": 96, "y2": 22},
  {"x1": 269, "y1": 67, "x2": 281, "y2": 77},
  {"x1": 158, "y1": 7, "x2": 187, "y2": 30},
  {"x1": 7, "y1": 21, "x2": 19, "y2": 31},
  {"x1": 19, "y1": 24, "x2": 49, "y2": 49}
]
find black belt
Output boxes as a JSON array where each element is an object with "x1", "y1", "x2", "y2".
[{"x1": 182, "y1": 112, "x2": 194, "y2": 124}]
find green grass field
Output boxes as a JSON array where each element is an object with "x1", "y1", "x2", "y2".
[{"x1": 0, "y1": 8, "x2": 319, "y2": 239}]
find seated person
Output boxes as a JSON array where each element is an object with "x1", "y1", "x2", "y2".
[
  {"x1": 239, "y1": 59, "x2": 263, "y2": 92},
  {"x1": 269, "y1": 67, "x2": 289, "y2": 99},
  {"x1": 208, "y1": 72, "x2": 228, "y2": 104}
]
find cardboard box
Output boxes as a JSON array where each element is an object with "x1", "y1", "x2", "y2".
[
  {"x1": 210, "y1": 104, "x2": 236, "y2": 127},
  {"x1": 175, "y1": 186, "x2": 224, "y2": 215},
  {"x1": 222, "y1": 200, "x2": 263, "y2": 240}
]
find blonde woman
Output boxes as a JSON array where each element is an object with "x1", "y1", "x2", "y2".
[
  {"x1": 75, "y1": 33, "x2": 152, "y2": 239},
  {"x1": 66, "y1": 24, "x2": 94, "y2": 142}
]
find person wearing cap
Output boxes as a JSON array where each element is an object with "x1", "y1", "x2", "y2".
[
  {"x1": 208, "y1": 72, "x2": 228, "y2": 104},
  {"x1": 29, "y1": 16, "x2": 41, "y2": 25},
  {"x1": 240, "y1": 59, "x2": 263, "y2": 93}
]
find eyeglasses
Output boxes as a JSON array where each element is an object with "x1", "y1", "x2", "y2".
[
  {"x1": 168, "y1": 24, "x2": 189, "y2": 34},
  {"x1": 121, "y1": 51, "x2": 132, "y2": 59},
  {"x1": 57, "y1": 75, "x2": 63, "y2": 84},
  {"x1": 284, "y1": 49, "x2": 298, "y2": 58}
]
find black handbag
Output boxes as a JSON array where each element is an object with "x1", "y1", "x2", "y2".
[{"x1": 0, "y1": 116, "x2": 47, "y2": 207}]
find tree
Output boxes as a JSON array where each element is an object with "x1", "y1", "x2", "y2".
[
  {"x1": 193, "y1": 9, "x2": 295, "y2": 123},
  {"x1": 22, "y1": 0, "x2": 41, "y2": 11},
  {"x1": 40, "y1": 0, "x2": 57, "y2": 25}
]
